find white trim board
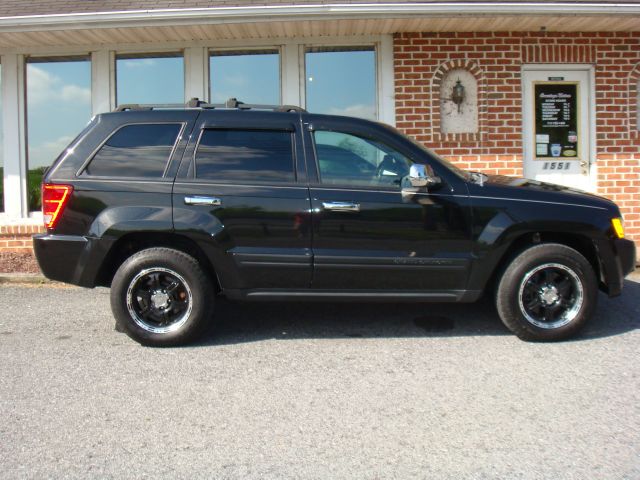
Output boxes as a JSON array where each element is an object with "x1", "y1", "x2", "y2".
[{"x1": 1, "y1": 3, "x2": 639, "y2": 33}]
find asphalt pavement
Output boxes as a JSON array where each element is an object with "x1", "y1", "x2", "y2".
[{"x1": 0, "y1": 277, "x2": 639, "y2": 479}]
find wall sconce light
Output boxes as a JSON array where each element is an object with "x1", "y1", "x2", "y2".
[{"x1": 451, "y1": 79, "x2": 465, "y2": 113}]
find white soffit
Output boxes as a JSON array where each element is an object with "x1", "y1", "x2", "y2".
[{"x1": 0, "y1": 3, "x2": 639, "y2": 48}]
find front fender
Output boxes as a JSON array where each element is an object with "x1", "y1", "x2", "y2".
[{"x1": 467, "y1": 202, "x2": 608, "y2": 292}]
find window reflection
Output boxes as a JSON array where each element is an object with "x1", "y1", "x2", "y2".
[
  {"x1": 305, "y1": 47, "x2": 377, "y2": 120},
  {"x1": 196, "y1": 129, "x2": 294, "y2": 183},
  {"x1": 84, "y1": 124, "x2": 182, "y2": 178},
  {"x1": 210, "y1": 50, "x2": 280, "y2": 105},
  {"x1": 26, "y1": 57, "x2": 91, "y2": 211},
  {"x1": 116, "y1": 53, "x2": 184, "y2": 105},
  {"x1": 314, "y1": 130, "x2": 411, "y2": 189}
]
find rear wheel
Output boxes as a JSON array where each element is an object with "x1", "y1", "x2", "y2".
[
  {"x1": 496, "y1": 243, "x2": 597, "y2": 341},
  {"x1": 110, "y1": 248, "x2": 214, "y2": 347}
]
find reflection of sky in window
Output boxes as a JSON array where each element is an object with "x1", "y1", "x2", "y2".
[
  {"x1": 26, "y1": 60, "x2": 92, "y2": 169},
  {"x1": 210, "y1": 52, "x2": 280, "y2": 105},
  {"x1": 21, "y1": 49, "x2": 378, "y2": 174},
  {"x1": 116, "y1": 56, "x2": 184, "y2": 105},
  {"x1": 306, "y1": 49, "x2": 377, "y2": 120}
]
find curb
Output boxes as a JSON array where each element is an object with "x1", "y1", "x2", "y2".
[{"x1": 0, "y1": 273, "x2": 51, "y2": 284}]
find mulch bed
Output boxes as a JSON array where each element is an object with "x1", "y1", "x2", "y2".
[{"x1": 0, "y1": 252, "x2": 42, "y2": 274}]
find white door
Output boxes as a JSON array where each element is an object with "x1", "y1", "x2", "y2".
[{"x1": 522, "y1": 67, "x2": 593, "y2": 191}]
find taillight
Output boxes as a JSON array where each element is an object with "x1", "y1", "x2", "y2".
[{"x1": 42, "y1": 183, "x2": 73, "y2": 229}]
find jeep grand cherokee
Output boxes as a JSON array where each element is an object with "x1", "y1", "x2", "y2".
[{"x1": 33, "y1": 99, "x2": 636, "y2": 346}]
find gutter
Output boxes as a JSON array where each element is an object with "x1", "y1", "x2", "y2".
[{"x1": 0, "y1": 2, "x2": 639, "y2": 32}]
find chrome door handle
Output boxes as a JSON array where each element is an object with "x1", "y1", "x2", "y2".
[
  {"x1": 322, "y1": 201, "x2": 360, "y2": 212},
  {"x1": 184, "y1": 196, "x2": 222, "y2": 206}
]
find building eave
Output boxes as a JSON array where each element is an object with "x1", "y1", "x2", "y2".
[{"x1": 1, "y1": 2, "x2": 639, "y2": 33}]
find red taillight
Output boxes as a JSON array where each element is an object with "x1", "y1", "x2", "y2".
[{"x1": 42, "y1": 183, "x2": 73, "y2": 229}]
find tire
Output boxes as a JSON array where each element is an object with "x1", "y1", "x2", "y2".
[
  {"x1": 495, "y1": 243, "x2": 597, "y2": 342},
  {"x1": 110, "y1": 247, "x2": 214, "y2": 347}
]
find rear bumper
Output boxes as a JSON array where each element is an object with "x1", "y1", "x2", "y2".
[
  {"x1": 599, "y1": 238, "x2": 636, "y2": 297},
  {"x1": 33, "y1": 234, "x2": 106, "y2": 288}
]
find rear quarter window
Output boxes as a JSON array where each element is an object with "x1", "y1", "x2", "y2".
[{"x1": 83, "y1": 123, "x2": 182, "y2": 178}]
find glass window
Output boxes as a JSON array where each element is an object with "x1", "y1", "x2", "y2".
[
  {"x1": 210, "y1": 50, "x2": 280, "y2": 105},
  {"x1": 116, "y1": 53, "x2": 184, "y2": 105},
  {"x1": 314, "y1": 130, "x2": 412, "y2": 189},
  {"x1": 195, "y1": 129, "x2": 294, "y2": 183},
  {"x1": 27, "y1": 57, "x2": 92, "y2": 211},
  {"x1": 305, "y1": 47, "x2": 377, "y2": 120},
  {"x1": 84, "y1": 124, "x2": 182, "y2": 178}
]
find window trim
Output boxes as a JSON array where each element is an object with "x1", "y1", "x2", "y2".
[
  {"x1": 192, "y1": 126, "x2": 298, "y2": 185},
  {"x1": 77, "y1": 121, "x2": 186, "y2": 179}
]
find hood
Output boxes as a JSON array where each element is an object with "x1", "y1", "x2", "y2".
[{"x1": 470, "y1": 173, "x2": 619, "y2": 214}]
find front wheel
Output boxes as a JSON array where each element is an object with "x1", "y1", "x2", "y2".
[
  {"x1": 496, "y1": 243, "x2": 598, "y2": 341},
  {"x1": 110, "y1": 248, "x2": 214, "y2": 347}
]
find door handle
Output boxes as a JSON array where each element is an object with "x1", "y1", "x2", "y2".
[
  {"x1": 184, "y1": 196, "x2": 222, "y2": 206},
  {"x1": 322, "y1": 201, "x2": 360, "y2": 212}
]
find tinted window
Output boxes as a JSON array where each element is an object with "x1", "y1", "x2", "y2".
[
  {"x1": 85, "y1": 123, "x2": 182, "y2": 177},
  {"x1": 196, "y1": 129, "x2": 294, "y2": 183},
  {"x1": 314, "y1": 130, "x2": 412, "y2": 189}
]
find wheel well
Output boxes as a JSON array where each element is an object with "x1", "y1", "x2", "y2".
[
  {"x1": 95, "y1": 232, "x2": 220, "y2": 290},
  {"x1": 486, "y1": 231, "x2": 602, "y2": 295}
]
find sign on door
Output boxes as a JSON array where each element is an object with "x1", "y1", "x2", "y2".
[{"x1": 522, "y1": 68, "x2": 593, "y2": 192}]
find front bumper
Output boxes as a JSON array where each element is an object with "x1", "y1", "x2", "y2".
[{"x1": 599, "y1": 238, "x2": 636, "y2": 297}]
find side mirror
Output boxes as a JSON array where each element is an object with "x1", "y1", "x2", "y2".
[{"x1": 408, "y1": 164, "x2": 440, "y2": 188}]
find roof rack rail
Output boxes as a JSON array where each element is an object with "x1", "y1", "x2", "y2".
[{"x1": 114, "y1": 97, "x2": 306, "y2": 113}]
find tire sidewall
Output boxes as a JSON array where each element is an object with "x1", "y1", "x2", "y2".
[
  {"x1": 497, "y1": 244, "x2": 598, "y2": 341},
  {"x1": 111, "y1": 248, "x2": 213, "y2": 347}
]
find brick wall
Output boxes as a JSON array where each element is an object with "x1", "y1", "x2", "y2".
[
  {"x1": 0, "y1": 225, "x2": 45, "y2": 253},
  {"x1": 394, "y1": 31, "x2": 640, "y2": 257}
]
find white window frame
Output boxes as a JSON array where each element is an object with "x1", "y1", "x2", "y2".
[{"x1": 1, "y1": 35, "x2": 394, "y2": 220}]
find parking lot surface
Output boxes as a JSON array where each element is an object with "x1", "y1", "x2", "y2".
[{"x1": 1, "y1": 277, "x2": 639, "y2": 479}]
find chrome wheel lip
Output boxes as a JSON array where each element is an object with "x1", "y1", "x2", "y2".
[
  {"x1": 517, "y1": 262, "x2": 584, "y2": 330},
  {"x1": 126, "y1": 267, "x2": 193, "y2": 334}
]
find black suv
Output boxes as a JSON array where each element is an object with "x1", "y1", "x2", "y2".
[{"x1": 34, "y1": 99, "x2": 636, "y2": 346}]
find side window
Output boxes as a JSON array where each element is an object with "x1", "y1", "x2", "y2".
[
  {"x1": 195, "y1": 129, "x2": 295, "y2": 183},
  {"x1": 313, "y1": 130, "x2": 413, "y2": 189},
  {"x1": 84, "y1": 123, "x2": 182, "y2": 177}
]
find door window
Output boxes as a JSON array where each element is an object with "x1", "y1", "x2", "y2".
[
  {"x1": 313, "y1": 130, "x2": 412, "y2": 189},
  {"x1": 195, "y1": 129, "x2": 295, "y2": 183}
]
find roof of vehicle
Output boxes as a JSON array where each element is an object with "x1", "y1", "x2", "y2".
[{"x1": 113, "y1": 97, "x2": 307, "y2": 114}]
